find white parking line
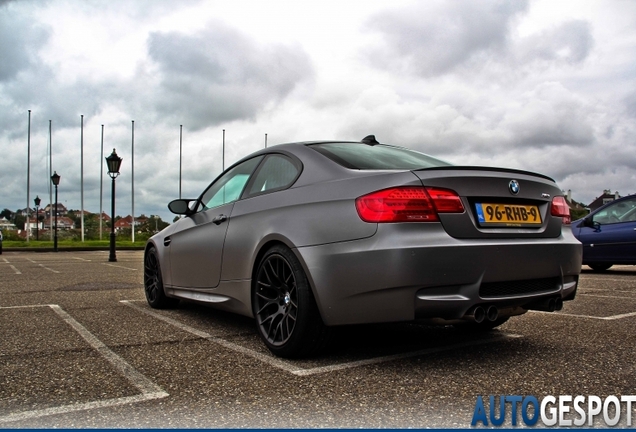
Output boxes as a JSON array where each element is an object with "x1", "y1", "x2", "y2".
[
  {"x1": 38, "y1": 264, "x2": 60, "y2": 274},
  {"x1": 581, "y1": 288, "x2": 636, "y2": 294},
  {"x1": 102, "y1": 263, "x2": 137, "y2": 271},
  {"x1": 0, "y1": 304, "x2": 168, "y2": 424},
  {"x1": 580, "y1": 294, "x2": 636, "y2": 300},
  {"x1": 72, "y1": 257, "x2": 92, "y2": 262},
  {"x1": 9, "y1": 265, "x2": 21, "y2": 275},
  {"x1": 532, "y1": 310, "x2": 636, "y2": 320},
  {"x1": 122, "y1": 300, "x2": 521, "y2": 377},
  {"x1": 120, "y1": 300, "x2": 302, "y2": 374},
  {"x1": 582, "y1": 277, "x2": 636, "y2": 284},
  {"x1": 2, "y1": 258, "x2": 9, "y2": 263}
]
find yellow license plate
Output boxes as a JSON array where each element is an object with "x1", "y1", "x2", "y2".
[{"x1": 476, "y1": 203, "x2": 542, "y2": 226}]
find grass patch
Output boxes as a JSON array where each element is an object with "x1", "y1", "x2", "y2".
[{"x1": 2, "y1": 239, "x2": 146, "y2": 248}]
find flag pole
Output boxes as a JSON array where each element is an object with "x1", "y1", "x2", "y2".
[
  {"x1": 131, "y1": 120, "x2": 135, "y2": 243},
  {"x1": 100, "y1": 124, "x2": 104, "y2": 240},
  {"x1": 26, "y1": 110, "x2": 31, "y2": 243},
  {"x1": 49, "y1": 120, "x2": 53, "y2": 240},
  {"x1": 179, "y1": 125, "x2": 183, "y2": 199},
  {"x1": 80, "y1": 115, "x2": 84, "y2": 242}
]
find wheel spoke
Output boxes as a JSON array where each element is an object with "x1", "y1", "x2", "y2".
[
  {"x1": 256, "y1": 299, "x2": 278, "y2": 315},
  {"x1": 267, "y1": 259, "x2": 280, "y2": 284}
]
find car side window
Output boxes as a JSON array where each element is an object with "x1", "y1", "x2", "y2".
[
  {"x1": 245, "y1": 154, "x2": 300, "y2": 197},
  {"x1": 199, "y1": 156, "x2": 263, "y2": 210},
  {"x1": 592, "y1": 197, "x2": 636, "y2": 225}
]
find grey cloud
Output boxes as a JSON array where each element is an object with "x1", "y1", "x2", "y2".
[
  {"x1": 2, "y1": 65, "x2": 111, "y2": 134},
  {"x1": 500, "y1": 82, "x2": 595, "y2": 147},
  {"x1": 0, "y1": 5, "x2": 50, "y2": 81},
  {"x1": 145, "y1": 23, "x2": 314, "y2": 130},
  {"x1": 624, "y1": 91, "x2": 636, "y2": 117},
  {"x1": 366, "y1": 0, "x2": 528, "y2": 76},
  {"x1": 517, "y1": 20, "x2": 593, "y2": 65}
]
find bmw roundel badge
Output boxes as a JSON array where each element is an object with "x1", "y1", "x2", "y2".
[{"x1": 509, "y1": 180, "x2": 520, "y2": 195}]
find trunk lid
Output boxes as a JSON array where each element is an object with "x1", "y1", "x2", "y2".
[{"x1": 411, "y1": 166, "x2": 564, "y2": 239}]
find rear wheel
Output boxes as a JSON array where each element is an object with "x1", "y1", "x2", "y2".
[
  {"x1": 144, "y1": 247, "x2": 180, "y2": 309},
  {"x1": 588, "y1": 263, "x2": 612, "y2": 272},
  {"x1": 253, "y1": 245, "x2": 330, "y2": 358}
]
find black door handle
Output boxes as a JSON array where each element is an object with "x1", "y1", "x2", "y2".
[{"x1": 212, "y1": 214, "x2": 228, "y2": 225}]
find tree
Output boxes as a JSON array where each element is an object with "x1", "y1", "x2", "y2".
[
  {"x1": 139, "y1": 216, "x2": 169, "y2": 234},
  {"x1": 1, "y1": 208, "x2": 13, "y2": 220},
  {"x1": 14, "y1": 214, "x2": 26, "y2": 230}
]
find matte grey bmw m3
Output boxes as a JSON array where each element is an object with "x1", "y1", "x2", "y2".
[{"x1": 144, "y1": 135, "x2": 582, "y2": 358}]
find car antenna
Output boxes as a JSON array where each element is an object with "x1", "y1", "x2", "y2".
[{"x1": 361, "y1": 135, "x2": 379, "y2": 145}]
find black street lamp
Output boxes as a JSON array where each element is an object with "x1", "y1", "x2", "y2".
[
  {"x1": 34, "y1": 195, "x2": 41, "y2": 241},
  {"x1": 106, "y1": 149, "x2": 123, "y2": 262},
  {"x1": 50, "y1": 172, "x2": 60, "y2": 252}
]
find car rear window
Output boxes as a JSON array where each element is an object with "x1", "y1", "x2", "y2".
[{"x1": 309, "y1": 142, "x2": 452, "y2": 170}]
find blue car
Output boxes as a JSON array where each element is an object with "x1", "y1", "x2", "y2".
[{"x1": 572, "y1": 194, "x2": 636, "y2": 271}]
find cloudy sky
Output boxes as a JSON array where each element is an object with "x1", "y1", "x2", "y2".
[{"x1": 1, "y1": 0, "x2": 635, "y2": 222}]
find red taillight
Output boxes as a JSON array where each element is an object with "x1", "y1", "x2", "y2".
[
  {"x1": 355, "y1": 187, "x2": 464, "y2": 223},
  {"x1": 551, "y1": 196, "x2": 571, "y2": 225}
]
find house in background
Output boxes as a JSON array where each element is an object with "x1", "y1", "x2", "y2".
[
  {"x1": 564, "y1": 189, "x2": 587, "y2": 211},
  {"x1": 43, "y1": 216, "x2": 75, "y2": 230},
  {"x1": 114, "y1": 215, "x2": 149, "y2": 232},
  {"x1": 0, "y1": 217, "x2": 17, "y2": 231},
  {"x1": 43, "y1": 203, "x2": 68, "y2": 216},
  {"x1": 588, "y1": 190, "x2": 621, "y2": 211},
  {"x1": 25, "y1": 217, "x2": 44, "y2": 233}
]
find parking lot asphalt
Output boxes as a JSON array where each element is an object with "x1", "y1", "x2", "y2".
[{"x1": 1, "y1": 250, "x2": 635, "y2": 428}]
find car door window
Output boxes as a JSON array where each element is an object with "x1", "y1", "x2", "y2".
[
  {"x1": 200, "y1": 156, "x2": 263, "y2": 210},
  {"x1": 245, "y1": 154, "x2": 300, "y2": 197},
  {"x1": 592, "y1": 197, "x2": 636, "y2": 225}
]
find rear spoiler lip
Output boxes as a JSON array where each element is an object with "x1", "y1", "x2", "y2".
[{"x1": 412, "y1": 165, "x2": 555, "y2": 183}]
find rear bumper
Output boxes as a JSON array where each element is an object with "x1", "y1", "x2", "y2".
[{"x1": 295, "y1": 223, "x2": 582, "y2": 326}]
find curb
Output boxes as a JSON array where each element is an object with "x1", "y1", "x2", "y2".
[{"x1": 1, "y1": 246, "x2": 145, "y2": 252}]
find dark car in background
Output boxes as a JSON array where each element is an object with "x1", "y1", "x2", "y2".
[
  {"x1": 144, "y1": 135, "x2": 582, "y2": 358},
  {"x1": 572, "y1": 194, "x2": 636, "y2": 271}
]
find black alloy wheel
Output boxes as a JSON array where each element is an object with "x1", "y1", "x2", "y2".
[
  {"x1": 253, "y1": 245, "x2": 329, "y2": 358},
  {"x1": 144, "y1": 247, "x2": 179, "y2": 309}
]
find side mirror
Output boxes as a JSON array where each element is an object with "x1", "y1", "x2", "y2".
[
  {"x1": 582, "y1": 216, "x2": 602, "y2": 232},
  {"x1": 168, "y1": 199, "x2": 197, "y2": 215}
]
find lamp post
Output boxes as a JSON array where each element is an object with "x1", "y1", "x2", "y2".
[
  {"x1": 50, "y1": 172, "x2": 60, "y2": 252},
  {"x1": 34, "y1": 196, "x2": 41, "y2": 241},
  {"x1": 106, "y1": 149, "x2": 123, "y2": 262}
]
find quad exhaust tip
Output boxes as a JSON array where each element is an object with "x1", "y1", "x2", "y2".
[
  {"x1": 486, "y1": 305, "x2": 499, "y2": 322},
  {"x1": 526, "y1": 296, "x2": 564, "y2": 312},
  {"x1": 469, "y1": 305, "x2": 499, "y2": 323}
]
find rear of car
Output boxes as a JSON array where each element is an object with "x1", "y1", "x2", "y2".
[{"x1": 297, "y1": 141, "x2": 582, "y2": 326}]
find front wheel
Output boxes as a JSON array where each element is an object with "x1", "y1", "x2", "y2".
[
  {"x1": 144, "y1": 247, "x2": 180, "y2": 309},
  {"x1": 253, "y1": 245, "x2": 330, "y2": 358}
]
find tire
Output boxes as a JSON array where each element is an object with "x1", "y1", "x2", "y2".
[
  {"x1": 144, "y1": 247, "x2": 180, "y2": 309},
  {"x1": 588, "y1": 263, "x2": 612, "y2": 272},
  {"x1": 252, "y1": 245, "x2": 330, "y2": 358}
]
